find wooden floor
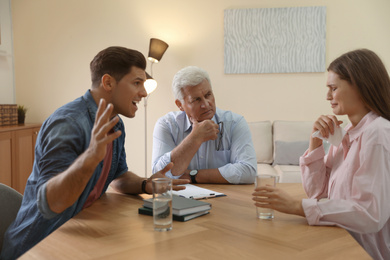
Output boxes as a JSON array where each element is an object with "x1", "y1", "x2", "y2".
[{"x1": 19, "y1": 183, "x2": 370, "y2": 260}]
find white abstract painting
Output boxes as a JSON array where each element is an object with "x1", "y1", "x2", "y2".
[{"x1": 224, "y1": 6, "x2": 326, "y2": 74}]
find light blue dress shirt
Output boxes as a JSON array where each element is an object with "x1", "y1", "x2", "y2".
[{"x1": 152, "y1": 108, "x2": 257, "y2": 184}]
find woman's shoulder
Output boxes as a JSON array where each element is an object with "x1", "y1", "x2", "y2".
[
  {"x1": 367, "y1": 116, "x2": 390, "y2": 131},
  {"x1": 362, "y1": 116, "x2": 390, "y2": 146}
]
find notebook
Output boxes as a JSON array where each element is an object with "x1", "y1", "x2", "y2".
[
  {"x1": 138, "y1": 207, "x2": 210, "y2": 222},
  {"x1": 142, "y1": 194, "x2": 211, "y2": 216}
]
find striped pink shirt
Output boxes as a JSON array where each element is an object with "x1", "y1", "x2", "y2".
[
  {"x1": 83, "y1": 141, "x2": 113, "y2": 209},
  {"x1": 300, "y1": 111, "x2": 390, "y2": 260}
]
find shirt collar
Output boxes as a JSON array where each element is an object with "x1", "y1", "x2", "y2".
[
  {"x1": 82, "y1": 90, "x2": 122, "y2": 132},
  {"x1": 83, "y1": 90, "x2": 98, "y2": 121},
  {"x1": 345, "y1": 111, "x2": 378, "y2": 142}
]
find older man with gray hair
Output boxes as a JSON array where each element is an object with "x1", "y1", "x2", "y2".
[{"x1": 152, "y1": 66, "x2": 257, "y2": 184}]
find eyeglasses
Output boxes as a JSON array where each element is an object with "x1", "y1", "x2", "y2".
[{"x1": 215, "y1": 121, "x2": 224, "y2": 151}]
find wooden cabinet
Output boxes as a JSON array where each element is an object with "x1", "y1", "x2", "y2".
[
  {"x1": 0, "y1": 131, "x2": 13, "y2": 187},
  {"x1": 0, "y1": 124, "x2": 41, "y2": 194}
]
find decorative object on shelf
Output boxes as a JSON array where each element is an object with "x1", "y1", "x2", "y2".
[
  {"x1": 0, "y1": 104, "x2": 18, "y2": 126},
  {"x1": 17, "y1": 105, "x2": 27, "y2": 124},
  {"x1": 144, "y1": 38, "x2": 169, "y2": 178}
]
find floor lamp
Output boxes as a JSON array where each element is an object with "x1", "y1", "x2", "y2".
[{"x1": 144, "y1": 38, "x2": 169, "y2": 178}]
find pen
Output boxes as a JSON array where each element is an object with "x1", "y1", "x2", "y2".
[{"x1": 191, "y1": 194, "x2": 216, "y2": 200}]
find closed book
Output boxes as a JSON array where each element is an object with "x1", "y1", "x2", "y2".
[
  {"x1": 0, "y1": 104, "x2": 17, "y2": 126},
  {"x1": 138, "y1": 207, "x2": 210, "y2": 222},
  {"x1": 143, "y1": 195, "x2": 211, "y2": 216}
]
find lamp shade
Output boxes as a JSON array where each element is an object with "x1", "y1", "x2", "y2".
[
  {"x1": 147, "y1": 38, "x2": 169, "y2": 63},
  {"x1": 144, "y1": 72, "x2": 157, "y2": 94}
]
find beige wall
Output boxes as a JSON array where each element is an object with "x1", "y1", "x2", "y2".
[
  {"x1": 0, "y1": 0, "x2": 15, "y2": 103},
  {"x1": 11, "y1": 0, "x2": 390, "y2": 177}
]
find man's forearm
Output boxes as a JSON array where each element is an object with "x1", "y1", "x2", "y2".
[
  {"x1": 45, "y1": 150, "x2": 100, "y2": 214},
  {"x1": 170, "y1": 133, "x2": 202, "y2": 175},
  {"x1": 195, "y1": 169, "x2": 229, "y2": 184},
  {"x1": 110, "y1": 171, "x2": 144, "y2": 194}
]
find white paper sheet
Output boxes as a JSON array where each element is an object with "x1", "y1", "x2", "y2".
[{"x1": 172, "y1": 184, "x2": 226, "y2": 199}]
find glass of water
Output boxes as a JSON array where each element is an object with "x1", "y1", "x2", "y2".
[
  {"x1": 255, "y1": 175, "x2": 279, "y2": 220},
  {"x1": 152, "y1": 178, "x2": 173, "y2": 231}
]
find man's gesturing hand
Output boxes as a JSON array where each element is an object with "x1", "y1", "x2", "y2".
[
  {"x1": 87, "y1": 99, "x2": 122, "y2": 162},
  {"x1": 146, "y1": 163, "x2": 190, "y2": 193}
]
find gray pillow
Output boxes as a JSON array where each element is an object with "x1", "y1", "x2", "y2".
[{"x1": 273, "y1": 140, "x2": 309, "y2": 166}]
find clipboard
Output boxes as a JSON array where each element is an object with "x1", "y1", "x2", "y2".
[{"x1": 172, "y1": 184, "x2": 226, "y2": 199}]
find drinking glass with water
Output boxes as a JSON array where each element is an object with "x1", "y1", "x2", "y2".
[{"x1": 152, "y1": 178, "x2": 173, "y2": 231}]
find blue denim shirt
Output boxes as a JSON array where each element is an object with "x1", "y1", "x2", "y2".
[
  {"x1": 1, "y1": 90, "x2": 128, "y2": 260},
  {"x1": 151, "y1": 108, "x2": 257, "y2": 184}
]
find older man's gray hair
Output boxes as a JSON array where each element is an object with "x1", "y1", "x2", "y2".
[{"x1": 172, "y1": 66, "x2": 212, "y2": 102}]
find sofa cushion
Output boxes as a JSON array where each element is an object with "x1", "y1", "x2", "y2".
[
  {"x1": 273, "y1": 140, "x2": 309, "y2": 166},
  {"x1": 257, "y1": 164, "x2": 278, "y2": 176},
  {"x1": 272, "y1": 120, "x2": 313, "y2": 159},
  {"x1": 273, "y1": 165, "x2": 302, "y2": 183},
  {"x1": 248, "y1": 121, "x2": 273, "y2": 164}
]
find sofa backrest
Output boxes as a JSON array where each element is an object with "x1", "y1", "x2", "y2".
[
  {"x1": 248, "y1": 120, "x2": 313, "y2": 165},
  {"x1": 272, "y1": 121, "x2": 313, "y2": 143}
]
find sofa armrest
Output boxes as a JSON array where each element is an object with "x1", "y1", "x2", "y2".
[{"x1": 248, "y1": 121, "x2": 273, "y2": 164}]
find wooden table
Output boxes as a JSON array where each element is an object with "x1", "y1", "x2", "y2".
[{"x1": 19, "y1": 183, "x2": 370, "y2": 259}]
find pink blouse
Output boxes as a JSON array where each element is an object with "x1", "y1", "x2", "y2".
[{"x1": 300, "y1": 111, "x2": 390, "y2": 260}]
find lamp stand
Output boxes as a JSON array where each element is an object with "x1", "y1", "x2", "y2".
[
  {"x1": 144, "y1": 94, "x2": 149, "y2": 178},
  {"x1": 144, "y1": 36, "x2": 168, "y2": 178}
]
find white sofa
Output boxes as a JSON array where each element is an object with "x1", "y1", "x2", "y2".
[{"x1": 248, "y1": 120, "x2": 314, "y2": 183}]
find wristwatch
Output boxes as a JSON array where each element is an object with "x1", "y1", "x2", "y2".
[{"x1": 189, "y1": 170, "x2": 198, "y2": 184}]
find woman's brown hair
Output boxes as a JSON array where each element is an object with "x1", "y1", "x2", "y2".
[{"x1": 328, "y1": 49, "x2": 390, "y2": 121}]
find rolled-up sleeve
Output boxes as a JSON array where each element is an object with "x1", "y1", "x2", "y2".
[
  {"x1": 152, "y1": 116, "x2": 177, "y2": 177},
  {"x1": 37, "y1": 183, "x2": 57, "y2": 219},
  {"x1": 300, "y1": 145, "x2": 330, "y2": 199}
]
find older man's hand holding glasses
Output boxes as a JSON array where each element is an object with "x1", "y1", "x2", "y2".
[{"x1": 189, "y1": 117, "x2": 222, "y2": 147}]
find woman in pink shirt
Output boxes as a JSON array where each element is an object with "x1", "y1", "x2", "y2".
[{"x1": 253, "y1": 49, "x2": 390, "y2": 260}]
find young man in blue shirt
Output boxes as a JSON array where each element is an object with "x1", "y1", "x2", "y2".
[{"x1": 1, "y1": 46, "x2": 188, "y2": 259}]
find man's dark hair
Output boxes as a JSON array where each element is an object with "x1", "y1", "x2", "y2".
[{"x1": 90, "y1": 46, "x2": 146, "y2": 87}]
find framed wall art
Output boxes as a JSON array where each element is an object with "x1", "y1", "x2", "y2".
[{"x1": 224, "y1": 6, "x2": 326, "y2": 74}]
